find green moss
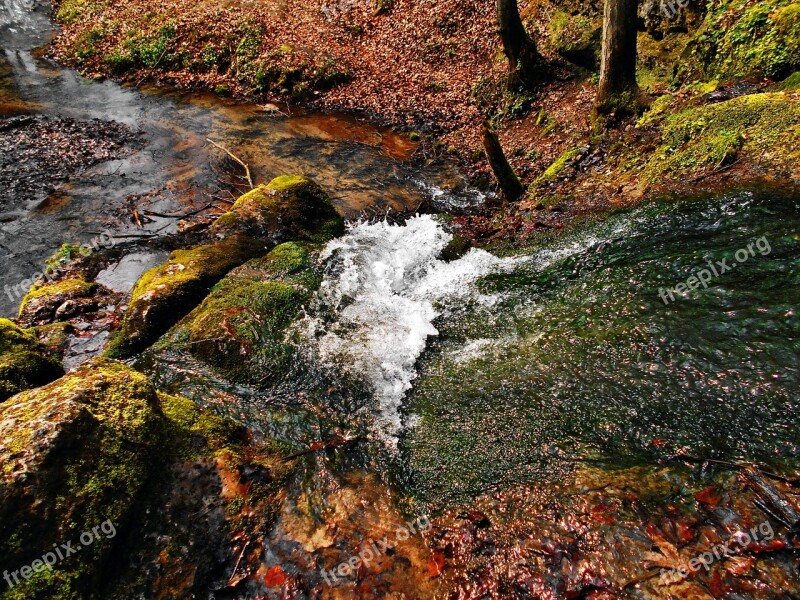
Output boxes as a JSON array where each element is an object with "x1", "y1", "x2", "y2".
[
  {"x1": 642, "y1": 91, "x2": 800, "y2": 182},
  {"x1": 18, "y1": 277, "x2": 95, "y2": 312},
  {"x1": 535, "y1": 147, "x2": 582, "y2": 185},
  {"x1": 212, "y1": 175, "x2": 344, "y2": 242},
  {"x1": 157, "y1": 392, "x2": 243, "y2": 458},
  {"x1": 0, "y1": 354, "x2": 292, "y2": 598},
  {"x1": 56, "y1": 0, "x2": 108, "y2": 25},
  {"x1": 171, "y1": 243, "x2": 321, "y2": 385},
  {"x1": 105, "y1": 237, "x2": 263, "y2": 359},
  {"x1": 783, "y1": 71, "x2": 800, "y2": 89},
  {"x1": 546, "y1": 11, "x2": 601, "y2": 69},
  {"x1": 0, "y1": 318, "x2": 63, "y2": 402},
  {"x1": 682, "y1": 0, "x2": 800, "y2": 81},
  {"x1": 0, "y1": 358, "x2": 161, "y2": 596},
  {"x1": 249, "y1": 241, "x2": 311, "y2": 277},
  {"x1": 636, "y1": 93, "x2": 677, "y2": 126}
]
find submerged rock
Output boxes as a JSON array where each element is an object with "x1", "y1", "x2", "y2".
[
  {"x1": 107, "y1": 175, "x2": 343, "y2": 359},
  {"x1": 0, "y1": 318, "x2": 63, "y2": 402}
]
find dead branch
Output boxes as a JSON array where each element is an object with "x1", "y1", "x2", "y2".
[{"x1": 206, "y1": 138, "x2": 255, "y2": 189}]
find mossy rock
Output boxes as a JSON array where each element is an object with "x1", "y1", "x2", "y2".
[
  {"x1": 642, "y1": 91, "x2": 800, "y2": 182},
  {"x1": 211, "y1": 175, "x2": 345, "y2": 243},
  {"x1": 0, "y1": 358, "x2": 161, "y2": 596},
  {"x1": 105, "y1": 236, "x2": 266, "y2": 359},
  {"x1": 534, "y1": 147, "x2": 583, "y2": 186},
  {"x1": 0, "y1": 357, "x2": 294, "y2": 598},
  {"x1": 17, "y1": 277, "x2": 97, "y2": 326},
  {"x1": 681, "y1": 0, "x2": 800, "y2": 81},
  {"x1": 168, "y1": 242, "x2": 322, "y2": 385},
  {"x1": 440, "y1": 235, "x2": 472, "y2": 262},
  {"x1": 0, "y1": 318, "x2": 63, "y2": 402},
  {"x1": 108, "y1": 176, "x2": 343, "y2": 360},
  {"x1": 547, "y1": 11, "x2": 601, "y2": 70}
]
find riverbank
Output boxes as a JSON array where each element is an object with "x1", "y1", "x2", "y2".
[{"x1": 48, "y1": 0, "x2": 800, "y2": 244}]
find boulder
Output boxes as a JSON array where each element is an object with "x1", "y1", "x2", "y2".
[{"x1": 0, "y1": 318, "x2": 63, "y2": 402}]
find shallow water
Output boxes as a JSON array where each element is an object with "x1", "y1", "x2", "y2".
[{"x1": 0, "y1": 0, "x2": 481, "y2": 317}]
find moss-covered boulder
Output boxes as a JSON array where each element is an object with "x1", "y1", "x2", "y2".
[
  {"x1": 0, "y1": 358, "x2": 161, "y2": 596},
  {"x1": 166, "y1": 242, "x2": 322, "y2": 385},
  {"x1": 641, "y1": 91, "x2": 800, "y2": 182},
  {"x1": 0, "y1": 358, "x2": 295, "y2": 598},
  {"x1": 211, "y1": 175, "x2": 345, "y2": 243},
  {"x1": 107, "y1": 176, "x2": 343, "y2": 360},
  {"x1": 546, "y1": 11, "x2": 601, "y2": 70},
  {"x1": 105, "y1": 236, "x2": 265, "y2": 359},
  {"x1": 17, "y1": 277, "x2": 97, "y2": 326},
  {"x1": 681, "y1": 0, "x2": 800, "y2": 81},
  {"x1": 0, "y1": 318, "x2": 63, "y2": 402}
]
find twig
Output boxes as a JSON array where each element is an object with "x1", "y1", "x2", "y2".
[
  {"x1": 142, "y1": 203, "x2": 216, "y2": 219},
  {"x1": 688, "y1": 158, "x2": 741, "y2": 183},
  {"x1": 206, "y1": 139, "x2": 254, "y2": 189}
]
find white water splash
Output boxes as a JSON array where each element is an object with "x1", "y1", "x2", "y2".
[
  {"x1": 301, "y1": 215, "x2": 509, "y2": 443},
  {"x1": 300, "y1": 214, "x2": 624, "y2": 445}
]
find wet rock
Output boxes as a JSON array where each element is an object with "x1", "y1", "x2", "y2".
[
  {"x1": 107, "y1": 175, "x2": 344, "y2": 359},
  {"x1": 165, "y1": 242, "x2": 321, "y2": 386},
  {"x1": 0, "y1": 358, "x2": 161, "y2": 594},
  {"x1": 0, "y1": 358, "x2": 295, "y2": 598},
  {"x1": 439, "y1": 234, "x2": 472, "y2": 262},
  {"x1": 0, "y1": 318, "x2": 63, "y2": 402},
  {"x1": 211, "y1": 175, "x2": 345, "y2": 243},
  {"x1": 17, "y1": 277, "x2": 98, "y2": 326},
  {"x1": 105, "y1": 236, "x2": 265, "y2": 359}
]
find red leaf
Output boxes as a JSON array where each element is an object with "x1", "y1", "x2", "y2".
[
  {"x1": 428, "y1": 551, "x2": 445, "y2": 577},
  {"x1": 263, "y1": 564, "x2": 287, "y2": 588},
  {"x1": 694, "y1": 486, "x2": 720, "y2": 508}
]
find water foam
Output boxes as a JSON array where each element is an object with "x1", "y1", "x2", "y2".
[
  {"x1": 301, "y1": 215, "x2": 507, "y2": 443},
  {"x1": 301, "y1": 214, "x2": 617, "y2": 445}
]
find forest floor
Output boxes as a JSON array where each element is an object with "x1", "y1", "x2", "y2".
[{"x1": 49, "y1": 0, "x2": 800, "y2": 246}]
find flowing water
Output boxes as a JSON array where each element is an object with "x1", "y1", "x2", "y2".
[
  {"x1": 3, "y1": 1, "x2": 800, "y2": 592},
  {"x1": 0, "y1": 0, "x2": 481, "y2": 317}
]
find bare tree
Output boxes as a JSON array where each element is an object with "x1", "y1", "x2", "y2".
[
  {"x1": 595, "y1": 0, "x2": 640, "y2": 114},
  {"x1": 497, "y1": 0, "x2": 542, "y2": 90},
  {"x1": 482, "y1": 121, "x2": 525, "y2": 202}
]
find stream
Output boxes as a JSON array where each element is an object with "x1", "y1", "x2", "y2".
[
  {"x1": 2, "y1": 0, "x2": 800, "y2": 596},
  {"x1": 0, "y1": 0, "x2": 481, "y2": 317}
]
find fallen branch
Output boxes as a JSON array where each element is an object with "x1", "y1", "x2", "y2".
[{"x1": 206, "y1": 138, "x2": 255, "y2": 189}]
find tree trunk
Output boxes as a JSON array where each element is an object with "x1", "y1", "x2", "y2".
[
  {"x1": 595, "y1": 0, "x2": 639, "y2": 113},
  {"x1": 482, "y1": 122, "x2": 525, "y2": 202},
  {"x1": 497, "y1": 0, "x2": 541, "y2": 90}
]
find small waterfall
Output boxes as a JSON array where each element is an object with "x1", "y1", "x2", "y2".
[{"x1": 300, "y1": 215, "x2": 509, "y2": 444}]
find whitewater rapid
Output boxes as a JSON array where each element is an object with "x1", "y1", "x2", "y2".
[{"x1": 298, "y1": 215, "x2": 509, "y2": 443}]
